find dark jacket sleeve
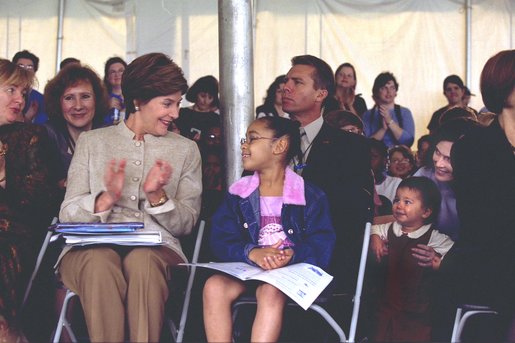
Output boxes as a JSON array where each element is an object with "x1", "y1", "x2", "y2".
[{"x1": 289, "y1": 184, "x2": 335, "y2": 270}]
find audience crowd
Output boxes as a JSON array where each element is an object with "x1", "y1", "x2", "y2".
[{"x1": 0, "y1": 47, "x2": 513, "y2": 342}]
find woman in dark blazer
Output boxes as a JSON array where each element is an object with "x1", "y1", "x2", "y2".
[{"x1": 449, "y1": 49, "x2": 515, "y2": 341}]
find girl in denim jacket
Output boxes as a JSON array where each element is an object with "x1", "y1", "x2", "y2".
[{"x1": 203, "y1": 116, "x2": 335, "y2": 342}]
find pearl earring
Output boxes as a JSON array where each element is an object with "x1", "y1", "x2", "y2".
[{"x1": 135, "y1": 106, "x2": 140, "y2": 111}]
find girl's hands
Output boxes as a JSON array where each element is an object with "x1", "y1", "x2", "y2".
[
  {"x1": 412, "y1": 244, "x2": 441, "y2": 270},
  {"x1": 249, "y1": 240, "x2": 294, "y2": 270},
  {"x1": 370, "y1": 234, "x2": 389, "y2": 262}
]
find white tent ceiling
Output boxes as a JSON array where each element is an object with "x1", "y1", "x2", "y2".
[{"x1": 0, "y1": 0, "x2": 513, "y2": 141}]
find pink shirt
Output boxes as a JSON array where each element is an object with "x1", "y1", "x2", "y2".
[{"x1": 258, "y1": 196, "x2": 294, "y2": 249}]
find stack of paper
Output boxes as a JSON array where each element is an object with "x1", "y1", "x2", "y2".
[{"x1": 52, "y1": 222, "x2": 162, "y2": 246}]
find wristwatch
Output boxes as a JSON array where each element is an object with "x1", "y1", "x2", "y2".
[{"x1": 150, "y1": 191, "x2": 168, "y2": 207}]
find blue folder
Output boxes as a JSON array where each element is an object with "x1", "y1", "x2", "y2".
[{"x1": 51, "y1": 222, "x2": 144, "y2": 234}]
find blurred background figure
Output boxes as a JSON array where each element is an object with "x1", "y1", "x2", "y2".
[
  {"x1": 59, "y1": 57, "x2": 81, "y2": 71},
  {"x1": 256, "y1": 75, "x2": 289, "y2": 118},
  {"x1": 103, "y1": 56, "x2": 127, "y2": 125},
  {"x1": 334, "y1": 62, "x2": 367, "y2": 117},
  {"x1": 325, "y1": 109, "x2": 364, "y2": 135},
  {"x1": 415, "y1": 134, "x2": 433, "y2": 170},
  {"x1": 173, "y1": 75, "x2": 220, "y2": 142},
  {"x1": 363, "y1": 72, "x2": 415, "y2": 148},
  {"x1": 387, "y1": 145, "x2": 416, "y2": 179},
  {"x1": 370, "y1": 138, "x2": 402, "y2": 208},
  {"x1": 427, "y1": 75, "x2": 478, "y2": 134},
  {"x1": 12, "y1": 50, "x2": 48, "y2": 124}
]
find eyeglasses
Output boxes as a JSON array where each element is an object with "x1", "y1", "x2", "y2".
[
  {"x1": 240, "y1": 136, "x2": 277, "y2": 145},
  {"x1": 390, "y1": 159, "x2": 410, "y2": 165},
  {"x1": 17, "y1": 64, "x2": 34, "y2": 70}
]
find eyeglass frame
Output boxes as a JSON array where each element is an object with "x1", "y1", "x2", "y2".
[
  {"x1": 389, "y1": 158, "x2": 411, "y2": 165},
  {"x1": 17, "y1": 64, "x2": 35, "y2": 70},
  {"x1": 240, "y1": 136, "x2": 278, "y2": 145}
]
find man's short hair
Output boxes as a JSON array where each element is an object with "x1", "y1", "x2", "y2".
[
  {"x1": 372, "y1": 72, "x2": 398, "y2": 98},
  {"x1": 291, "y1": 55, "x2": 335, "y2": 105},
  {"x1": 443, "y1": 74, "x2": 464, "y2": 91},
  {"x1": 12, "y1": 50, "x2": 40, "y2": 72}
]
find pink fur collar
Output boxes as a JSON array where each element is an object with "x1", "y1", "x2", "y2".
[{"x1": 229, "y1": 167, "x2": 306, "y2": 205}]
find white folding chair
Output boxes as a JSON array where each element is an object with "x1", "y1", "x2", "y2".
[
  {"x1": 52, "y1": 219, "x2": 206, "y2": 343},
  {"x1": 166, "y1": 219, "x2": 205, "y2": 342},
  {"x1": 450, "y1": 304, "x2": 498, "y2": 342},
  {"x1": 231, "y1": 222, "x2": 371, "y2": 343}
]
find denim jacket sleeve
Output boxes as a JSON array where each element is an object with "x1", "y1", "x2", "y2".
[
  {"x1": 210, "y1": 192, "x2": 259, "y2": 265},
  {"x1": 287, "y1": 183, "x2": 335, "y2": 270}
]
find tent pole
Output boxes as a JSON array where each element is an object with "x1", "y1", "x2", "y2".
[
  {"x1": 465, "y1": 0, "x2": 472, "y2": 87},
  {"x1": 218, "y1": 0, "x2": 254, "y2": 186},
  {"x1": 55, "y1": 0, "x2": 65, "y2": 73}
]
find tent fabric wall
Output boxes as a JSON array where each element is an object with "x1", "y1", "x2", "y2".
[{"x1": 0, "y1": 0, "x2": 513, "y2": 141}]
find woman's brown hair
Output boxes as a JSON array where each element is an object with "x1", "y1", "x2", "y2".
[
  {"x1": 44, "y1": 64, "x2": 109, "y2": 128},
  {"x1": 122, "y1": 53, "x2": 188, "y2": 115}
]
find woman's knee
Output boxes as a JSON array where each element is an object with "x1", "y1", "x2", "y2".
[{"x1": 123, "y1": 247, "x2": 169, "y2": 278}]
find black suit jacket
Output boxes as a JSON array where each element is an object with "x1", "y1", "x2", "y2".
[
  {"x1": 301, "y1": 123, "x2": 374, "y2": 292},
  {"x1": 445, "y1": 118, "x2": 515, "y2": 310}
]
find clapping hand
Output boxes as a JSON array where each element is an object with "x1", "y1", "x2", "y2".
[
  {"x1": 104, "y1": 159, "x2": 127, "y2": 203},
  {"x1": 95, "y1": 159, "x2": 126, "y2": 212},
  {"x1": 143, "y1": 159, "x2": 172, "y2": 204}
]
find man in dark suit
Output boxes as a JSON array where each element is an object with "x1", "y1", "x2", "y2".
[{"x1": 282, "y1": 55, "x2": 374, "y2": 293}]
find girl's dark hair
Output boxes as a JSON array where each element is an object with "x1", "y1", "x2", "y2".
[
  {"x1": 44, "y1": 64, "x2": 109, "y2": 128},
  {"x1": 122, "y1": 53, "x2": 188, "y2": 115},
  {"x1": 262, "y1": 75, "x2": 286, "y2": 108},
  {"x1": 397, "y1": 176, "x2": 441, "y2": 224},
  {"x1": 103, "y1": 56, "x2": 127, "y2": 93},
  {"x1": 257, "y1": 117, "x2": 301, "y2": 165}
]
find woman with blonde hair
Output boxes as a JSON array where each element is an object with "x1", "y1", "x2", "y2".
[{"x1": 0, "y1": 59, "x2": 61, "y2": 341}]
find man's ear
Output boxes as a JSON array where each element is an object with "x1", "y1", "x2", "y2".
[{"x1": 315, "y1": 89, "x2": 328, "y2": 103}]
